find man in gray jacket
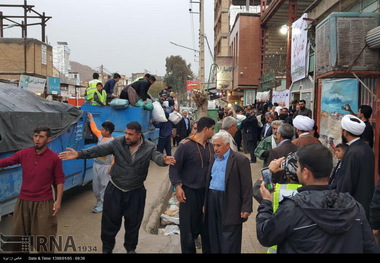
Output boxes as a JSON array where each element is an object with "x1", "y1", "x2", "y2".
[{"x1": 59, "y1": 121, "x2": 176, "y2": 254}]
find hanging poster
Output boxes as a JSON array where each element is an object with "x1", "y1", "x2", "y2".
[
  {"x1": 320, "y1": 78, "x2": 359, "y2": 151},
  {"x1": 244, "y1": 89, "x2": 256, "y2": 106},
  {"x1": 291, "y1": 13, "x2": 309, "y2": 82},
  {"x1": 216, "y1": 56, "x2": 233, "y2": 90},
  {"x1": 272, "y1": 89, "x2": 290, "y2": 109},
  {"x1": 186, "y1": 80, "x2": 200, "y2": 94}
]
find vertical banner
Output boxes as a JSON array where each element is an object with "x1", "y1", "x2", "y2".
[
  {"x1": 272, "y1": 89, "x2": 290, "y2": 109},
  {"x1": 291, "y1": 13, "x2": 309, "y2": 82},
  {"x1": 320, "y1": 78, "x2": 359, "y2": 151},
  {"x1": 244, "y1": 90, "x2": 256, "y2": 106},
  {"x1": 19, "y1": 74, "x2": 46, "y2": 94},
  {"x1": 186, "y1": 80, "x2": 200, "y2": 94},
  {"x1": 216, "y1": 56, "x2": 233, "y2": 90}
]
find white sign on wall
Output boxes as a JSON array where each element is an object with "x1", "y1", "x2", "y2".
[{"x1": 19, "y1": 74, "x2": 46, "y2": 94}]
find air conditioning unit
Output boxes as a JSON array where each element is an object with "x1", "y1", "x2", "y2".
[{"x1": 315, "y1": 12, "x2": 380, "y2": 76}]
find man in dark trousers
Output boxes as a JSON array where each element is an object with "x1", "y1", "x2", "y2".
[
  {"x1": 204, "y1": 131, "x2": 252, "y2": 253},
  {"x1": 169, "y1": 117, "x2": 215, "y2": 254},
  {"x1": 241, "y1": 110, "x2": 259, "y2": 163},
  {"x1": 175, "y1": 110, "x2": 191, "y2": 145},
  {"x1": 59, "y1": 122, "x2": 175, "y2": 254},
  {"x1": 256, "y1": 144, "x2": 378, "y2": 253},
  {"x1": 335, "y1": 114, "x2": 374, "y2": 220}
]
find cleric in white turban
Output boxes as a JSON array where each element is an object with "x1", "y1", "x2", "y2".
[
  {"x1": 293, "y1": 115, "x2": 315, "y2": 131},
  {"x1": 337, "y1": 114, "x2": 374, "y2": 221},
  {"x1": 341, "y1": 114, "x2": 365, "y2": 136}
]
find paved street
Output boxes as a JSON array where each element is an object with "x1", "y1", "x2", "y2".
[{"x1": 0, "y1": 151, "x2": 268, "y2": 255}]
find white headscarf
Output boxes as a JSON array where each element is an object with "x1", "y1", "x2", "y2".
[
  {"x1": 293, "y1": 115, "x2": 315, "y2": 131},
  {"x1": 341, "y1": 114, "x2": 365, "y2": 136}
]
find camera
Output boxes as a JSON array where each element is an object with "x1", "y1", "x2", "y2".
[{"x1": 261, "y1": 168, "x2": 274, "y2": 192}]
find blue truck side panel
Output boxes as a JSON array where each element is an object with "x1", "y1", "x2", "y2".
[{"x1": 0, "y1": 104, "x2": 159, "y2": 218}]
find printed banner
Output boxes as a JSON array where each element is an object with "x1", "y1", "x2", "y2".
[
  {"x1": 272, "y1": 89, "x2": 290, "y2": 109},
  {"x1": 19, "y1": 75, "x2": 46, "y2": 94},
  {"x1": 216, "y1": 56, "x2": 233, "y2": 90},
  {"x1": 186, "y1": 80, "x2": 200, "y2": 94},
  {"x1": 291, "y1": 13, "x2": 309, "y2": 82}
]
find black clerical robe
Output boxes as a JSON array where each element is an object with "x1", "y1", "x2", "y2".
[{"x1": 336, "y1": 139, "x2": 374, "y2": 219}]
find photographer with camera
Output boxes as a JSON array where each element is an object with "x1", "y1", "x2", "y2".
[{"x1": 256, "y1": 144, "x2": 378, "y2": 253}]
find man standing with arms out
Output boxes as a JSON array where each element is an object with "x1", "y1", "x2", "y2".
[
  {"x1": 292, "y1": 99, "x2": 312, "y2": 119},
  {"x1": 59, "y1": 121, "x2": 175, "y2": 254},
  {"x1": 85, "y1": 72, "x2": 102, "y2": 100},
  {"x1": 336, "y1": 114, "x2": 374, "y2": 220},
  {"x1": 0, "y1": 126, "x2": 65, "y2": 253},
  {"x1": 344, "y1": 104, "x2": 374, "y2": 149},
  {"x1": 256, "y1": 144, "x2": 378, "y2": 253},
  {"x1": 169, "y1": 116, "x2": 215, "y2": 254},
  {"x1": 87, "y1": 113, "x2": 115, "y2": 213},
  {"x1": 204, "y1": 132, "x2": 252, "y2": 253}
]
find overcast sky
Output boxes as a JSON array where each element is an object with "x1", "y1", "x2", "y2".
[{"x1": 1, "y1": 0, "x2": 214, "y2": 78}]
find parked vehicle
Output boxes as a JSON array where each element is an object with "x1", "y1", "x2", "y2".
[{"x1": 0, "y1": 84, "x2": 158, "y2": 219}]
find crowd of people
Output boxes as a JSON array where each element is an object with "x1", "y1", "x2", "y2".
[{"x1": 2, "y1": 84, "x2": 380, "y2": 253}]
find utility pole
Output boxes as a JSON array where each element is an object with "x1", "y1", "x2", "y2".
[
  {"x1": 199, "y1": 0, "x2": 205, "y2": 92},
  {"x1": 100, "y1": 64, "x2": 104, "y2": 82}
]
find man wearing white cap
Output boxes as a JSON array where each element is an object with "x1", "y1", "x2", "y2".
[
  {"x1": 292, "y1": 115, "x2": 322, "y2": 147},
  {"x1": 335, "y1": 114, "x2": 374, "y2": 219}
]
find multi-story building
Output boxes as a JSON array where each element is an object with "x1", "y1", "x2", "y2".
[{"x1": 0, "y1": 38, "x2": 53, "y2": 82}]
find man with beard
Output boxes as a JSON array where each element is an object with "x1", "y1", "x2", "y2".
[
  {"x1": 292, "y1": 115, "x2": 321, "y2": 147},
  {"x1": 0, "y1": 126, "x2": 65, "y2": 253},
  {"x1": 59, "y1": 121, "x2": 176, "y2": 254},
  {"x1": 335, "y1": 114, "x2": 374, "y2": 220},
  {"x1": 292, "y1": 99, "x2": 312, "y2": 119},
  {"x1": 343, "y1": 104, "x2": 374, "y2": 149},
  {"x1": 169, "y1": 116, "x2": 215, "y2": 254}
]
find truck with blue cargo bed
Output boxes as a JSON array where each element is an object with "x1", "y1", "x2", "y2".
[{"x1": 0, "y1": 83, "x2": 158, "y2": 218}]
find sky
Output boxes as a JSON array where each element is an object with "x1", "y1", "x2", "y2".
[{"x1": 0, "y1": 0, "x2": 215, "y2": 78}]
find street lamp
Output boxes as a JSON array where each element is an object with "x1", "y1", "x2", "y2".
[
  {"x1": 169, "y1": 41, "x2": 200, "y2": 53},
  {"x1": 280, "y1": 25, "x2": 289, "y2": 35}
]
